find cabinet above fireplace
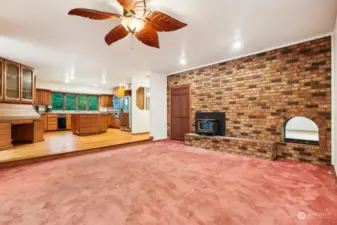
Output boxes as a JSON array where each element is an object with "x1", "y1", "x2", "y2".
[{"x1": 0, "y1": 57, "x2": 35, "y2": 104}]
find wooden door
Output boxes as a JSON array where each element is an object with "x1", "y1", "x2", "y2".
[{"x1": 170, "y1": 85, "x2": 191, "y2": 141}]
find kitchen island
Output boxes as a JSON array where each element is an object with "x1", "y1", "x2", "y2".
[{"x1": 71, "y1": 113, "x2": 109, "y2": 136}]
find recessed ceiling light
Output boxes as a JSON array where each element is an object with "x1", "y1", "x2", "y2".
[
  {"x1": 70, "y1": 67, "x2": 75, "y2": 78},
  {"x1": 102, "y1": 80, "x2": 107, "y2": 84},
  {"x1": 233, "y1": 41, "x2": 243, "y2": 50},
  {"x1": 94, "y1": 84, "x2": 97, "y2": 86},
  {"x1": 180, "y1": 58, "x2": 187, "y2": 65},
  {"x1": 65, "y1": 80, "x2": 70, "y2": 83}
]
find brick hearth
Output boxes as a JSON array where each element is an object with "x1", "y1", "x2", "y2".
[{"x1": 185, "y1": 133, "x2": 277, "y2": 160}]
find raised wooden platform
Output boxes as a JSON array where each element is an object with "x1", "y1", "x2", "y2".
[{"x1": 0, "y1": 129, "x2": 151, "y2": 168}]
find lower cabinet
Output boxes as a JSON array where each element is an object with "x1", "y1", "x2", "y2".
[
  {"x1": 47, "y1": 114, "x2": 57, "y2": 131},
  {"x1": 0, "y1": 123, "x2": 12, "y2": 150},
  {"x1": 41, "y1": 114, "x2": 48, "y2": 131},
  {"x1": 66, "y1": 114, "x2": 71, "y2": 130},
  {"x1": 111, "y1": 118, "x2": 120, "y2": 128},
  {"x1": 108, "y1": 114, "x2": 113, "y2": 127}
]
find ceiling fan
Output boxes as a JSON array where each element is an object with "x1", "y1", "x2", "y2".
[{"x1": 68, "y1": 0, "x2": 187, "y2": 49}]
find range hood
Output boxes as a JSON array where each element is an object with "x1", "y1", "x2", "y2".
[{"x1": 0, "y1": 103, "x2": 41, "y2": 122}]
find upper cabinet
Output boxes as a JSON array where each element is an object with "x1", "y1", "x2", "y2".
[
  {"x1": 100, "y1": 95, "x2": 113, "y2": 107},
  {"x1": 21, "y1": 67, "x2": 34, "y2": 102},
  {"x1": 0, "y1": 58, "x2": 36, "y2": 104},
  {"x1": 136, "y1": 87, "x2": 145, "y2": 110},
  {"x1": 113, "y1": 87, "x2": 119, "y2": 97},
  {"x1": 5, "y1": 61, "x2": 20, "y2": 101},
  {"x1": 34, "y1": 89, "x2": 51, "y2": 105}
]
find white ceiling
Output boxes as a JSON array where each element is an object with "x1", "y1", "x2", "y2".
[{"x1": 0, "y1": 0, "x2": 336, "y2": 87}]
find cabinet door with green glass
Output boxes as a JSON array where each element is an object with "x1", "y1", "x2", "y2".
[
  {"x1": 21, "y1": 66, "x2": 34, "y2": 102},
  {"x1": 0, "y1": 59, "x2": 3, "y2": 100},
  {"x1": 4, "y1": 61, "x2": 20, "y2": 101}
]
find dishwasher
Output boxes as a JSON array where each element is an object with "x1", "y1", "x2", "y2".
[{"x1": 57, "y1": 114, "x2": 67, "y2": 130}]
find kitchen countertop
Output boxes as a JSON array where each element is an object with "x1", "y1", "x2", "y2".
[{"x1": 41, "y1": 111, "x2": 112, "y2": 115}]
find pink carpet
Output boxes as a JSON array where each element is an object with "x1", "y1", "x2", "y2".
[{"x1": 0, "y1": 141, "x2": 337, "y2": 225}]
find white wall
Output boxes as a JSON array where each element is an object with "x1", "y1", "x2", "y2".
[
  {"x1": 37, "y1": 81, "x2": 113, "y2": 95},
  {"x1": 149, "y1": 73, "x2": 167, "y2": 140},
  {"x1": 131, "y1": 76, "x2": 150, "y2": 134},
  {"x1": 333, "y1": 16, "x2": 337, "y2": 170},
  {"x1": 286, "y1": 117, "x2": 319, "y2": 132}
]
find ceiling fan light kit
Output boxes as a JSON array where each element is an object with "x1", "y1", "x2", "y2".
[
  {"x1": 121, "y1": 17, "x2": 146, "y2": 33},
  {"x1": 68, "y1": 0, "x2": 187, "y2": 49}
]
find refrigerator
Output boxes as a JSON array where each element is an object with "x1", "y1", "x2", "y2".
[
  {"x1": 113, "y1": 96, "x2": 120, "y2": 118},
  {"x1": 120, "y1": 96, "x2": 132, "y2": 130}
]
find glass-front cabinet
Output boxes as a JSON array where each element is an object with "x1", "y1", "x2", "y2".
[
  {"x1": 5, "y1": 61, "x2": 20, "y2": 101},
  {"x1": 21, "y1": 67, "x2": 34, "y2": 102},
  {"x1": 0, "y1": 59, "x2": 3, "y2": 100}
]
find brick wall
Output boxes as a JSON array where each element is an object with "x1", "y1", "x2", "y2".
[
  {"x1": 185, "y1": 133, "x2": 277, "y2": 160},
  {"x1": 167, "y1": 37, "x2": 332, "y2": 164}
]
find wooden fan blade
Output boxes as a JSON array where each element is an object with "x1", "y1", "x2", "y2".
[
  {"x1": 105, "y1": 25, "x2": 129, "y2": 45},
  {"x1": 68, "y1": 8, "x2": 121, "y2": 20},
  {"x1": 117, "y1": 0, "x2": 134, "y2": 11},
  {"x1": 147, "y1": 11, "x2": 187, "y2": 32},
  {"x1": 135, "y1": 24, "x2": 159, "y2": 48}
]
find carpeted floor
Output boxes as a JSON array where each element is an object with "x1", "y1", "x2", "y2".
[{"x1": 0, "y1": 141, "x2": 336, "y2": 225}]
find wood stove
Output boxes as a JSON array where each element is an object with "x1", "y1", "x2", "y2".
[{"x1": 195, "y1": 112, "x2": 225, "y2": 136}]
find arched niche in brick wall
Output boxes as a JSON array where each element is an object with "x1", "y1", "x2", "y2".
[
  {"x1": 280, "y1": 111, "x2": 327, "y2": 150},
  {"x1": 283, "y1": 116, "x2": 319, "y2": 145}
]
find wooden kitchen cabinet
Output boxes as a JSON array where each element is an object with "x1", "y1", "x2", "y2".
[
  {"x1": 42, "y1": 90, "x2": 52, "y2": 105},
  {"x1": 111, "y1": 118, "x2": 120, "y2": 128},
  {"x1": 101, "y1": 114, "x2": 108, "y2": 131},
  {"x1": 136, "y1": 87, "x2": 145, "y2": 110},
  {"x1": 21, "y1": 66, "x2": 34, "y2": 103},
  {"x1": 34, "y1": 89, "x2": 52, "y2": 105},
  {"x1": 100, "y1": 95, "x2": 113, "y2": 107},
  {"x1": 34, "y1": 88, "x2": 41, "y2": 104},
  {"x1": 0, "y1": 123, "x2": 12, "y2": 150},
  {"x1": 0, "y1": 59, "x2": 3, "y2": 100},
  {"x1": 41, "y1": 114, "x2": 47, "y2": 131},
  {"x1": 4, "y1": 61, "x2": 20, "y2": 102},
  {"x1": 46, "y1": 114, "x2": 57, "y2": 131},
  {"x1": 0, "y1": 57, "x2": 37, "y2": 104},
  {"x1": 71, "y1": 114, "x2": 108, "y2": 136},
  {"x1": 113, "y1": 87, "x2": 119, "y2": 97},
  {"x1": 108, "y1": 114, "x2": 113, "y2": 127},
  {"x1": 66, "y1": 114, "x2": 71, "y2": 130}
]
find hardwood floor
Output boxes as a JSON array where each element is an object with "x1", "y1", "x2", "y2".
[{"x1": 0, "y1": 129, "x2": 150, "y2": 165}]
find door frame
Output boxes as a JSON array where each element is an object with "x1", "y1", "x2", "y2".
[{"x1": 169, "y1": 84, "x2": 192, "y2": 140}]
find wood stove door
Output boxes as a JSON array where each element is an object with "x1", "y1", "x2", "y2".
[{"x1": 170, "y1": 85, "x2": 191, "y2": 141}]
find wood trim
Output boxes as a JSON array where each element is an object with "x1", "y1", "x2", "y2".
[
  {"x1": 11, "y1": 120, "x2": 34, "y2": 125},
  {"x1": 20, "y1": 66, "x2": 34, "y2": 103},
  {"x1": 0, "y1": 138, "x2": 153, "y2": 169},
  {"x1": 169, "y1": 84, "x2": 192, "y2": 140},
  {"x1": 4, "y1": 60, "x2": 21, "y2": 102},
  {"x1": 0, "y1": 58, "x2": 3, "y2": 100}
]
